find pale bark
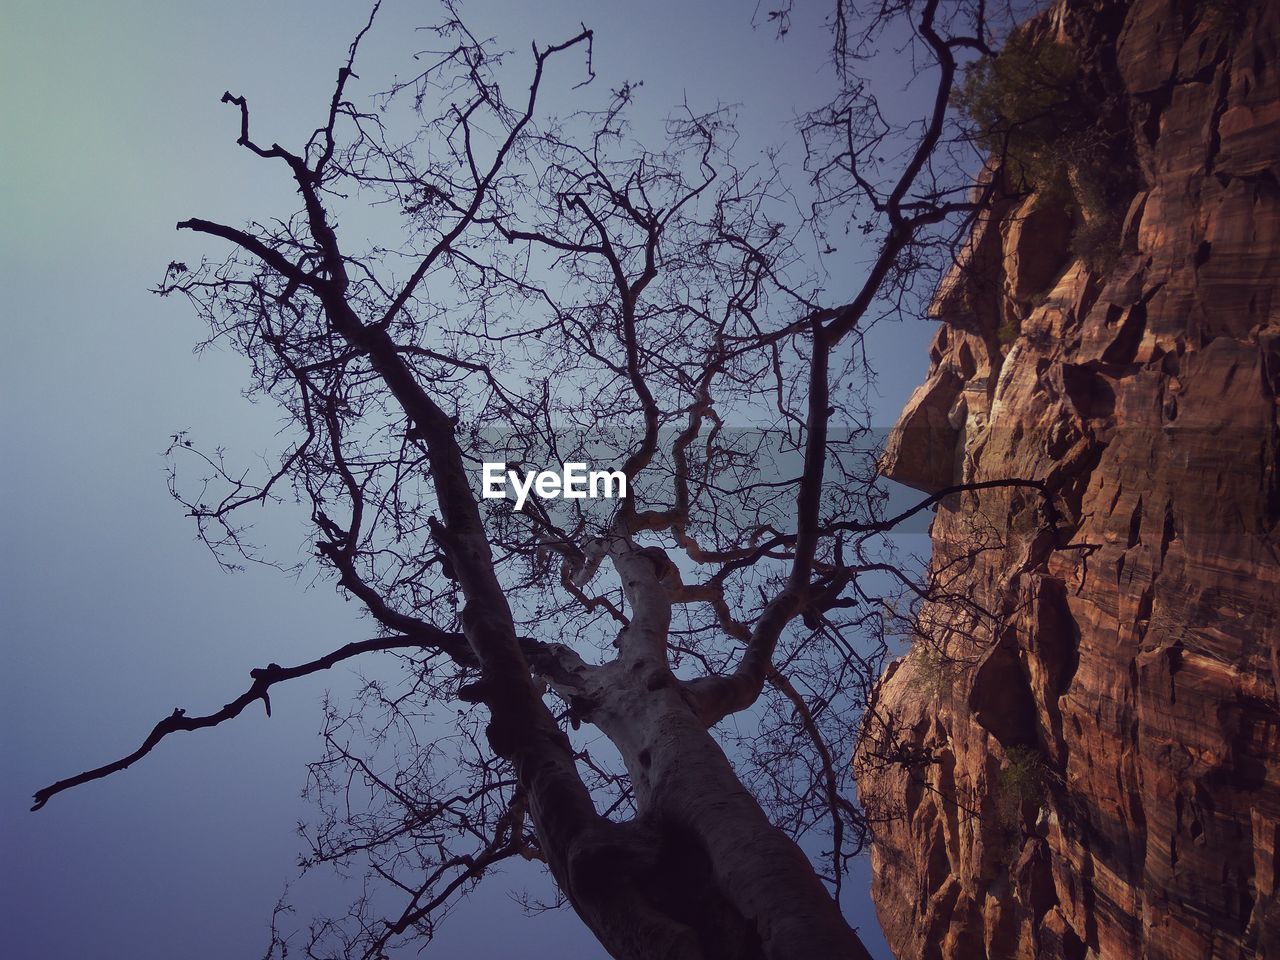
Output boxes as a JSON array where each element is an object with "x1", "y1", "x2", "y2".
[{"x1": 545, "y1": 540, "x2": 874, "y2": 960}]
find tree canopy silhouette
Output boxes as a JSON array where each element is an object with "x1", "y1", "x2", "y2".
[{"x1": 34, "y1": 2, "x2": 1044, "y2": 957}]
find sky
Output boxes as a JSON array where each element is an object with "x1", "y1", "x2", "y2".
[{"x1": 1, "y1": 2, "x2": 941, "y2": 956}]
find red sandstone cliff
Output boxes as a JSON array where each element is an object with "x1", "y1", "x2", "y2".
[{"x1": 858, "y1": 0, "x2": 1280, "y2": 956}]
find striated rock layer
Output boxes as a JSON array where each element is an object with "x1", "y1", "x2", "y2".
[{"x1": 858, "y1": 0, "x2": 1280, "y2": 957}]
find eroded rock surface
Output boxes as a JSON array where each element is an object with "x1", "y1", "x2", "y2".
[{"x1": 858, "y1": 0, "x2": 1280, "y2": 956}]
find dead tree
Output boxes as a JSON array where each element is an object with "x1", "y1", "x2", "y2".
[{"x1": 33, "y1": 3, "x2": 1033, "y2": 958}]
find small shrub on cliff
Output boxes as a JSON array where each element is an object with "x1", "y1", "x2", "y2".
[
  {"x1": 994, "y1": 744, "x2": 1045, "y2": 830},
  {"x1": 996, "y1": 312, "x2": 1022, "y2": 346},
  {"x1": 955, "y1": 27, "x2": 1134, "y2": 275},
  {"x1": 1069, "y1": 208, "x2": 1122, "y2": 273},
  {"x1": 911, "y1": 640, "x2": 961, "y2": 699},
  {"x1": 953, "y1": 30, "x2": 1083, "y2": 198}
]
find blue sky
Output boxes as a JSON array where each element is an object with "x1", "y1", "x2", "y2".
[{"x1": 1, "y1": 1, "x2": 941, "y2": 956}]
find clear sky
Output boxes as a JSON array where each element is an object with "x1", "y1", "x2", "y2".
[{"x1": 2, "y1": 1, "x2": 939, "y2": 956}]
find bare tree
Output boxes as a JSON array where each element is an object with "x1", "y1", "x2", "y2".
[{"x1": 33, "y1": 2, "x2": 1041, "y2": 958}]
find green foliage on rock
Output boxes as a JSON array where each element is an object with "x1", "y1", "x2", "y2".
[
  {"x1": 954, "y1": 28, "x2": 1134, "y2": 274},
  {"x1": 996, "y1": 313, "x2": 1022, "y2": 346},
  {"x1": 953, "y1": 30, "x2": 1082, "y2": 197},
  {"x1": 994, "y1": 743, "x2": 1045, "y2": 829}
]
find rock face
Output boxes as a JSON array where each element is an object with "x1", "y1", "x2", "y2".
[{"x1": 857, "y1": 0, "x2": 1280, "y2": 957}]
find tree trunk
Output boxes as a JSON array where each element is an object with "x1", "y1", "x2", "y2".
[
  {"x1": 535, "y1": 543, "x2": 873, "y2": 960},
  {"x1": 577, "y1": 675, "x2": 873, "y2": 960}
]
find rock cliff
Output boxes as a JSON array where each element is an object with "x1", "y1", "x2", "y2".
[{"x1": 858, "y1": 0, "x2": 1280, "y2": 956}]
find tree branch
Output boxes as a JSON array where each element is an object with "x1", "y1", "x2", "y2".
[{"x1": 32, "y1": 634, "x2": 450, "y2": 811}]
